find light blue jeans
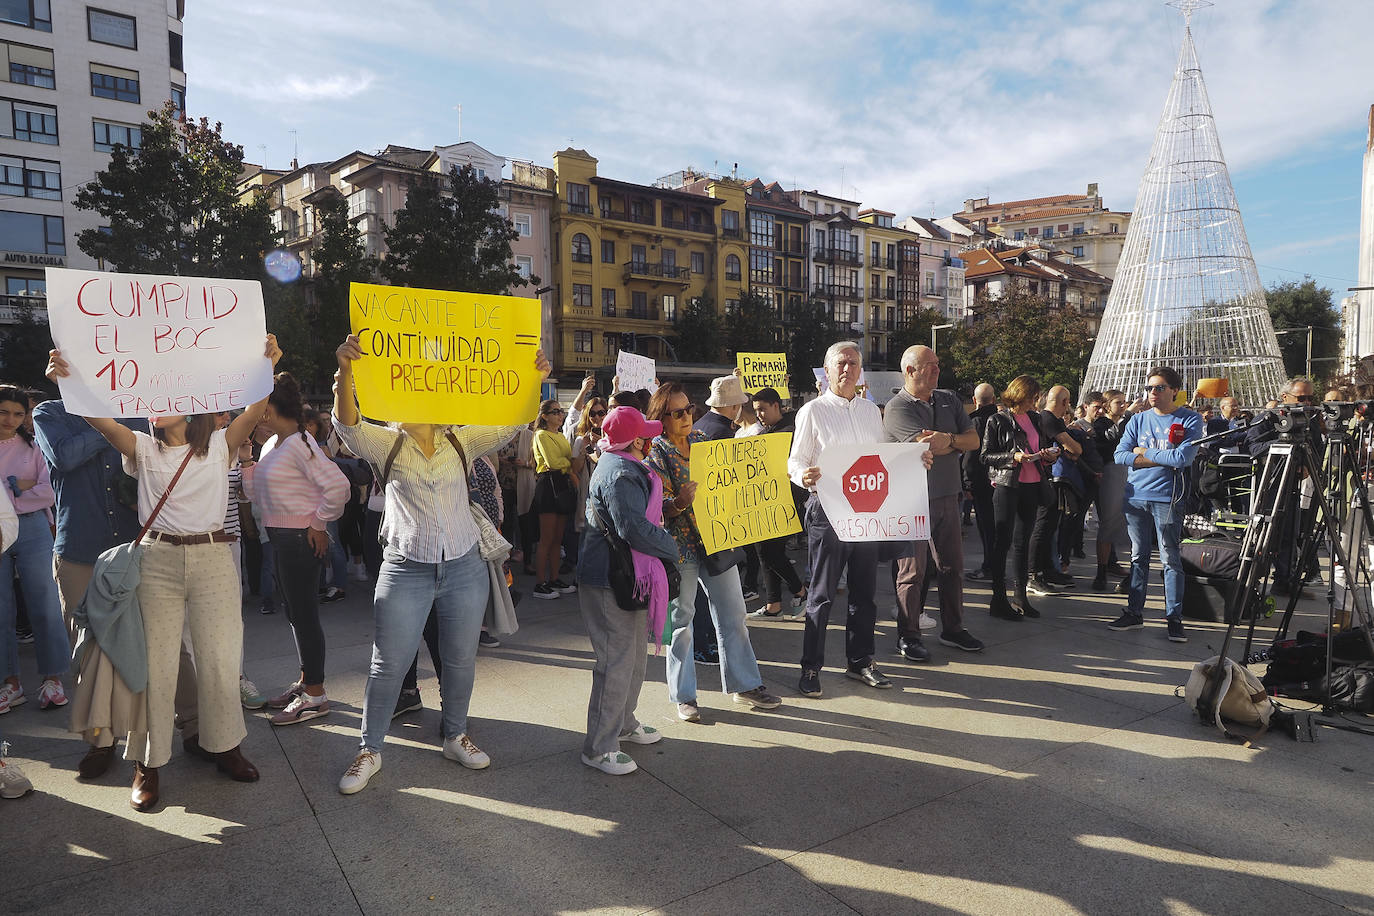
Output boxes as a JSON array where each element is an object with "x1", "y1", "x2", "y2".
[
  {"x1": 360, "y1": 545, "x2": 489, "y2": 751},
  {"x1": 1124, "y1": 498, "x2": 1185, "y2": 621},
  {"x1": 666, "y1": 560, "x2": 764, "y2": 703},
  {"x1": 2, "y1": 512, "x2": 70, "y2": 679}
]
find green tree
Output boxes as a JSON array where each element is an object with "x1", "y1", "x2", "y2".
[
  {"x1": 1266, "y1": 277, "x2": 1341, "y2": 380},
  {"x1": 299, "y1": 194, "x2": 378, "y2": 389},
  {"x1": 73, "y1": 102, "x2": 274, "y2": 277},
  {"x1": 783, "y1": 295, "x2": 836, "y2": 399},
  {"x1": 672, "y1": 294, "x2": 722, "y2": 363},
  {"x1": 721, "y1": 290, "x2": 779, "y2": 361},
  {"x1": 0, "y1": 301, "x2": 55, "y2": 391},
  {"x1": 382, "y1": 165, "x2": 528, "y2": 294},
  {"x1": 945, "y1": 289, "x2": 1095, "y2": 394},
  {"x1": 888, "y1": 307, "x2": 957, "y2": 385}
]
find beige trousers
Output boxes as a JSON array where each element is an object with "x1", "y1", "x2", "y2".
[{"x1": 121, "y1": 542, "x2": 242, "y2": 768}]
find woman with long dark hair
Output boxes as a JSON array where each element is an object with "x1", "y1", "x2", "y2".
[
  {"x1": 242, "y1": 372, "x2": 349, "y2": 727},
  {"x1": 980, "y1": 375, "x2": 1059, "y2": 621},
  {"x1": 531, "y1": 399, "x2": 577, "y2": 600},
  {"x1": 570, "y1": 396, "x2": 606, "y2": 556},
  {"x1": 48, "y1": 337, "x2": 281, "y2": 811},
  {"x1": 0, "y1": 384, "x2": 68, "y2": 713}
]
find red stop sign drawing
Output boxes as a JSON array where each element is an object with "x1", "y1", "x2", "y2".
[{"x1": 843, "y1": 455, "x2": 889, "y2": 513}]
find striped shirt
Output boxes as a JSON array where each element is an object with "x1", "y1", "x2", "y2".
[
  {"x1": 788, "y1": 389, "x2": 886, "y2": 490},
  {"x1": 333, "y1": 418, "x2": 520, "y2": 563},
  {"x1": 223, "y1": 465, "x2": 242, "y2": 536},
  {"x1": 242, "y1": 433, "x2": 349, "y2": 530}
]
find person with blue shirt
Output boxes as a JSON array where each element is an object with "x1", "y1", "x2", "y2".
[{"x1": 1107, "y1": 366, "x2": 1203, "y2": 642}]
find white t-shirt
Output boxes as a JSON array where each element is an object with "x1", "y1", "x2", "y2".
[{"x1": 124, "y1": 428, "x2": 232, "y2": 535}]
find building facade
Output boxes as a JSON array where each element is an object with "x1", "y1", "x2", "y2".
[
  {"x1": 742, "y1": 179, "x2": 809, "y2": 326},
  {"x1": 956, "y1": 184, "x2": 1131, "y2": 280},
  {"x1": 961, "y1": 245, "x2": 1112, "y2": 334},
  {"x1": 0, "y1": 0, "x2": 185, "y2": 322}
]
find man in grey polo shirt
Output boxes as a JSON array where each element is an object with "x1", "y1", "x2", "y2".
[{"x1": 884, "y1": 346, "x2": 985, "y2": 657}]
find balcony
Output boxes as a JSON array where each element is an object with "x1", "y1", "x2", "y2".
[
  {"x1": 782, "y1": 275, "x2": 807, "y2": 292},
  {"x1": 870, "y1": 255, "x2": 895, "y2": 270},
  {"x1": 812, "y1": 283, "x2": 862, "y2": 301},
  {"x1": 0, "y1": 295, "x2": 47, "y2": 325},
  {"x1": 815, "y1": 247, "x2": 862, "y2": 267},
  {"x1": 627, "y1": 306, "x2": 661, "y2": 321},
  {"x1": 624, "y1": 261, "x2": 692, "y2": 285},
  {"x1": 599, "y1": 206, "x2": 656, "y2": 225},
  {"x1": 565, "y1": 200, "x2": 593, "y2": 215},
  {"x1": 868, "y1": 289, "x2": 891, "y2": 302},
  {"x1": 922, "y1": 286, "x2": 948, "y2": 298},
  {"x1": 723, "y1": 226, "x2": 742, "y2": 239}
]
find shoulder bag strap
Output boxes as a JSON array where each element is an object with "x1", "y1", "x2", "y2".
[
  {"x1": 134, "y1": 446, "x2": 198, "y2": 545},
  {"x1": 378, "y1": 434, "x2": 405, "y2": 486},
  {"x1": 445, "y1": 431, "x2": 469, "y2": 479}
]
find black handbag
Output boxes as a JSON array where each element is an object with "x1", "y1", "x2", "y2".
[
  {"x1": 594, "y1": 507, "x2": 681, "y2": 609},
  {"x1": 702, "y1": 546, "x2": 745, "y2": 577}
]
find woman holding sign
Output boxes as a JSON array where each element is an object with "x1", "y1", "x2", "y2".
[
  {"x1": 331, "y1": 333, "x2": 551, "y2": 796},
  {"x1": 47, "y1": 336, "x2": 281, "y2": 812},
  {"x1": 646, "y1": 383, "x2": 781, "y2": 723}
]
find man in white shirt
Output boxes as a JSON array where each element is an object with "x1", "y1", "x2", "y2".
[{"x1": 789, "y1": 341, "x2": 891, "y2": 696}]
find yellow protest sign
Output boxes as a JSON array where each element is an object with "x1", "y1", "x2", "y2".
[
  {"x1": 736, "y1": 352, "x2": 788, "y2": 394},
  {"x1": 349, "y1": 282, "x2": 542, "y2": 425},
  {"x1": 690, "y1": 432, "x2": 802, "y2": 553}
]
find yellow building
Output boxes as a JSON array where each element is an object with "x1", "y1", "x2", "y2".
[
  {"x1": 857, "y1": 209, "x2": 922, "y2": 368},
  {"x1": 549, "y1": 149, "x2": 748, "y2": 374}
]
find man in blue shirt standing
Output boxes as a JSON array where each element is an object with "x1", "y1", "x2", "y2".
[{"x1": 1107, "y1": 366, "x2": 1203, "y2": 642}]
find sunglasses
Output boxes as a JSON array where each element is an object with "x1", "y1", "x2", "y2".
[
  {"x1": 667, "y1": 404, "x2": 695, "y2": 420},
  {"x1": 589, "y1": 409, "x2": 607, "y2": 417},
  {"x1": 1144, "y1": 385, "x2": 1173, "y2": 394},
  {"x1": 544, "y1": 408, "x2": 565, "y2": 415},
  {"x1": 1291, "y1": 394, "x2": 1314, "y2": 402}
]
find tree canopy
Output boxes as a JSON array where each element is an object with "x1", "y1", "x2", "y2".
[
  {"x1": 944, "y1": 289, "x2": 1096, "y2": 395},
  {"x1": 783, "y1": 296, "x2": 837, "y2": 399},
  {"x1": 1265, "y1": 277, "x2": 1341, "y2": 381},
  {"x1": 672, "y1": 294, "x2": 722, "y2": 364},
  {"x1": 721, "y1": 290, "x2": 778, "y2": 361}
]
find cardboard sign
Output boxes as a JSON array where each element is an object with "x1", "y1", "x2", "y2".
[
  {"x1": 813, "y1": 442, "x2": 930, "y2": 541},
  {"x1": 349, "y1": 282, "x2": 541, "y2": 425},
  {"x1": 45, "y1": 267, "x2": 272, "y2": 418},
  {"x1": 690, "y1": 432, "x2": 801, "y2": 553},
  {"x1": 615, "y1": 351, "x2": 656, "y2": 393},
  {"x1": 736, "y1": 352, "x2": 787, "y2": 394}
]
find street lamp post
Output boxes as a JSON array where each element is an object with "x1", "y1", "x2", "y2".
[{"x1": 931, "y1": 323, "x2": 954, "y2": 353}]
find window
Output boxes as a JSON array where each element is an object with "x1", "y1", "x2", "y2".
[
  {"x1": 871, "y1": 241, "x2": 880, "y2": 261},
  {"x1": 571, "y1": 284, "x2": 592, "y2": 308},
  {"x1": 6, "y1": 276, "x2": 44, "y2": 297},
  {"x1": 600, "y1": 239, "x2": 615, "y2": 264},
  {"x1": 662, "y1": 294, "x2": 676, "y2": 322},
  {"x1": 1042, "y1": 226, "x2": 1054, "y2": 239},
  {"x1": 630, "y1": 244, "x2": 646, "y2": 267},
  {"x1": 1109, "y1": 223, "x2": 1119, "y2": 234},
  {"x1": 661, "y1": 248, "x2": 675, "y2": 271},
  {"x1": 0, "y1": 155, "x2": 58, "y2": 199},
  {"x1": 4, "y1": 42, "x2": 54, "y2": 88},
  {"x1": 1072, "y1": 246, "x2": 1085, "y2": 258},
  {"x1": 88, "y1": 7, "x2": 137, "y2": 48},
  {"x1": 1058, "y1": 224, "x2": 1069, "y2": 234},
  {"x1": 515, "y1": 255, "x2": 532, "y2": 280},
  {"x1": 749, "y1": 249, "x2": 773, "y2": 284},
  {"x1": 1, "y1": 99, "x2": 57, "y2": 143},
  {"x1": 0, "y1": 210, "x2": 63, "y2": 254},
  {"x1": 1072, "y1": 223, "x2": 1084, "y2": 235},
  {"x1": 169, "y1": 29, "x2": 183, "y2": 70},
  {"x1": 725, "y1": 298, "x2": 740, "y2": 314},
  {"x1": 749, "y1": 211, "x2": 774, "y2": 250},
  {"x1": 0, "y1": 0, "x2": 51, "y2": 31},
  {"x1": 510, "y1": 212, "x2": 531, "y2": 237},
  {"x1": 722, "y1": 209, "x2": 739, "y2": 236},
  {"x1": 573, "y1": 330, "x2": 593, "y2": 353},
  {"x1": 570, "y1": 232, "x2": 591, "y2": 263},
  {"x1": 725, "y1": 254, "x2": 741, "y2": 281},
  {"x1": 90, "y1": 64, "x2": 140, "y2": 102},
  {"x1": 925, "y1": 271, "x2": 936, "y2": 293},
  {"x1": 1013, "y1": 230, "x2": 1025, "y2": 241},
  {"x1": 631, "y1": 291, "x2": 647, "y2": 317},
  {"x1": 602, "y1": 333, "x2": 619, "y2": 356},
  {"x1": 170, "y1": 85, "x2": 184, "y2": 119},
  {"x1": 691, "y1": 251, "x2": 704, "y2": 274},
  {"x1": 566, "y1": 182, "x2": 590, "y2": 214},
  {"x1": 601, "y1": 288, "x2": 616, "y2": 316}
]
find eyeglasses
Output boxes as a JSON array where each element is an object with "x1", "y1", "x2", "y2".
[
  {"x1": 667, "y1": 404, "x2": 694, "y2": 420},
  {"x1": 1144, "y1": 385, "x2": 1172, "y2": 394},
  {"x1": 1291, "y1": 394, "x2": 1314, "y2": 402},
  {"x1": 544, "y1": 408, "x2": 565, "y2": 416}
]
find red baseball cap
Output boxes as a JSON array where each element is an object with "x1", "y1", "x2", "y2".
[{"x1": 599, "y1": 406, "x2": 661, "y2": 451}]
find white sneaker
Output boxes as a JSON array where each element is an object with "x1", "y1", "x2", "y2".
[
  {"x1": 918, "y1": 613, "x2": 938, "y2": 630},
  {"x1": 349, "y1": 559, "x2": 368, "y2": 583},
  {"x1": 618, "y1": 725, "x2": 662, "y2": 745},
  {"x1": 0, "y1": 743, "x2": 32, "y2": 798},
  {"x1": 38, "y1": 678, "x2": 67, "y2": 709},
  {"x1": 442, "y1": 733, "x2": 490, "y2": 769},
  {"x1": 581, "y1": 751, "x2": 637, "y2": 775},
  {"x1": 0, "y1": 683, "x2": 24, "y2": 711},
  {"x1": 338, "y1": 750, "x2": 381, "y2": 795},
  {"x1": 239, "y1": 677, "x2": 267, "y2": 710}
]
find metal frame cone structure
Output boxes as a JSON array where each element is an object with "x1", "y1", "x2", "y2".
[{"x1": 1083, "y1": 6, "x2": 1284, "y2": 407}]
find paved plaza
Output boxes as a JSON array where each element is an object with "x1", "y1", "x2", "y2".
[{"x1": 4, "y1": 536, "x2": 1373, "y2": 916}]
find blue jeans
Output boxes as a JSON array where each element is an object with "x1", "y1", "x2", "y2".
[
  {"x1": 360, "y1": 545, "x2": 489, "y2": 751},
  {"x1": 2, "y1": 512, "x2": 69, "y2": 679},
  {"x1": 666, "y1": 560, "x2": 764, "y2": 702},
  {"x1": 1124, "y1": 498, "x2": 1184, "y2": 621},
  {"x1": 259, "y1": 539, "x2": 277, "y2": 611},
  {"x1": 326, "y1": 519, "x2": 348, "y2": 588}
]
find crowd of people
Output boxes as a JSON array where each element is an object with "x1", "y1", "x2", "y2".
[{"x1": 0, "y1": 328, "x2": 1270, "y2": 806}]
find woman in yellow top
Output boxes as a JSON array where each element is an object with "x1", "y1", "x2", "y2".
[{"x1": 531, "y1": 399, "x2": 581, "y2": 600}]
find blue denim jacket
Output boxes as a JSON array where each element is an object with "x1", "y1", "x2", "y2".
[{"x1": 577, "y1": 450, "x2": 679, "y2": 589}]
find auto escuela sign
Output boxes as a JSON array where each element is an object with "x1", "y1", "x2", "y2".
[{"x1": 813, "y1": 442, "x2": 930, "y2": 541}]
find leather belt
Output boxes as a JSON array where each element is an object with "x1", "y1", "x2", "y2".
[{"x1": 146, "y1": 529, "x2": 237, "y2": 546}]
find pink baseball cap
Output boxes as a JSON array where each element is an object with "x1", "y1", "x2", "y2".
[{"x1": 599, "y1": 406, "x2": 661, "y2": 452}]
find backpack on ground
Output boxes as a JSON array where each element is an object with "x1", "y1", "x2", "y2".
[{"x1": 1185, "y1": 656, "x2": 1275, "y2": 745}]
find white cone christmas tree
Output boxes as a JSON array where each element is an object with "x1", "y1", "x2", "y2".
[{"x1": 1083, "y1": 2, "x2": 1284, "y2": 406}]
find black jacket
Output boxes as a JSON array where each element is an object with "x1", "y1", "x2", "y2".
[
  {"x1": 963, "y1": 403, "x2": 998, "y2": 491},
  {"x1": 980, "y1": 409, "x2": 1055, "y2": 496}
]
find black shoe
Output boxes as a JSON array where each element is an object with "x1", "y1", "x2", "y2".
[
  {"x1": 1114, "y1": 577, "x2": 1129, "y2": 595},
  {"x1": 392, "y1": 688, "x2": 422, "y2": 719},
  {"x1": 1013, "y1": 597, "x2": 1042, "y2": 619},
  {"x1": 1107, "y1": 612, "x2": 1144, "y2": 631},
  {"x1": 897, "y1": 637, "x2": 931, "y2": 663},
  {"x1": 1091, "y1": 574, "x2": 1108, "y2": 592},
  {"x1": 939, "y1": 629, "x2": 985, "y2": 652},
  {"x1": 742, "y1": 588, "x2": 760, "y2": 601},
  {"x1": 532, "y1": 582, "x2": 558, "y2": 600},
  {"x1": 965, "y1": 568, "x2": 991, "y2": 582},
  {"x1": 478, "y1": 631, "x2": 501, "y2": 648},
  {"x1": 989, "y1": 595, "x2": 1023, "y2": 621},
  {"x1": 1027, "y1": 576, "x2": 1057, "y2": 597},
  {"x1": 1044, "y1": 571, "x2": 1075, "y2": 588},
  {"x1": 798, "y1": 669, "x2": 822, "y2": 697},
  {"x1": 320, "y1": 586, "x2": 346, "y2": 603},
  {"x1": 1166, "y1": 617, "x2": 1188, "y2": 642},
  {"x1": 845, "y1": 664, "x2": 892, "y2": 689},
  {"x1": 694, "y1": 645, "x2": 719, "y2": 666}
]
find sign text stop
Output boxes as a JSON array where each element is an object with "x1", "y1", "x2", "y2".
[{"x1": 843, "y1": 454, "x2": 889, "y2": 513}]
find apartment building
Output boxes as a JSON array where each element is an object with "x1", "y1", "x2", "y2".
[
  {"x1": 957, "y1": 184, "x2": 1131, "y2": 279},
  {"x1": 961, "y1": 245, "x2": 1112, "y2": 333},
  {"x1": 857, "y1": 209, "x2": 922, "y2": 368},
  {"x1": 898, "y1": 216, "x2": 969, "y2": 322},
  {"x1": 0, "y1": 0, "x2": 185, "y2": 322},
  {"x1": 786, "y1": 188, "x2": 865, "y2": 334},
  {"x1": 548, "y1": 148, "x2": 747, "y2": 375},
  {"x1": 742, "y1": 179, "x2": 809, "y2": 324}
]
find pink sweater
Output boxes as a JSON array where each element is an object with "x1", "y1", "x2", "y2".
[
  {"x1": 0, "y1": 434, "x2": 55, "y2": 516},
  {"x1": 242, "y1": 433, "x2": 348, "y2": 530}
]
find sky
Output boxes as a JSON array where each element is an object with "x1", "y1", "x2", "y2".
[{"x1": 184, "y1": 0, "x2": 1372, "y2": 298}]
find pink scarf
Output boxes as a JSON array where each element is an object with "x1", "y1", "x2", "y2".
[{"x1": 612, "y1": 449, "x2": 670, "y2": 652}]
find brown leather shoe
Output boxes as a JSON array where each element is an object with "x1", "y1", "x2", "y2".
[
  {"x1": 182, "y1": 734, "x2": 216, "y2": 763},
  {"x1": 215, "y1": 745, "x2": 260, "y2": 782},
  {"x1": 130, "y1": 762, "x2": 159, "y2": 812},
  {"x1": 77, "y1": 744, "x2": 117, "y2": 780}
]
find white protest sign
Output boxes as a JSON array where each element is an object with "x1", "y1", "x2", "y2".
[
  {"x1": 863, "y1": 371, "x2": 905, "y2": 406},
  {"x1": 45, "y1": 267, "x2": 272, "y2": 418},
  {"x1": 616, "y1": 350, "x2": 656, "y2": 393},
  {"x1": 814, "y1": 442, "x2": 930, "y2": 541}
]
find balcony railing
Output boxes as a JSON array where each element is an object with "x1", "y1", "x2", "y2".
[
  {"x1": 565, "y1": 200, "x2": 593, "y2": 215},
  {"x1": 782, "y1": 275, "x2": 807, "y2": 291},
  {"x1": 0, "y1": 295, "x2": 47, "y2": 324},
  {"x1": 814, "y1": 247, "x2": 862, "y2": 267},
  {"x1": 722, "y1": 226, "x2": 742, "y2": 239},
  {"x1": 624, "y1": 261, "x2": 692, "y2": 283},
  {"x1": 870, "y1": 255, "x2": 895, "y2": 269},
  {"x1": 812, "y1": 282, "x2": 861, "y2": 301},
  {"x1": 661, "y1": 217, "x2": 687, "y2": 230},
  {"x1": 868, "y1": 289, "x2": 891, "y2": 301},
  {"x1": 627, "y1": 306, "x2": 661, "y2": 321}
]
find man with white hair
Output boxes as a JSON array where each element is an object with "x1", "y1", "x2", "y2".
[{"x1": 789, "y1": 341, "x2": 891, "y2": 696}]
